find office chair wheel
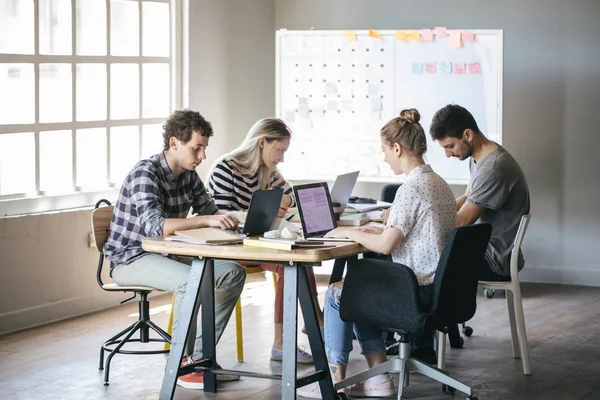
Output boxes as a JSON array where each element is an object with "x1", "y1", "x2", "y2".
[
  {"x1": 484, "y1": 288, "x2": 496, "y2": 298},
  {"x1": 442, "y1": 384, "x2": 456, "y2": 395},
  {"x1": 462, "y1": 325, "x2": 474, "y2": 337},
  {"x1": 334, "y1": 393, "x2": 349, "y2": 400}
]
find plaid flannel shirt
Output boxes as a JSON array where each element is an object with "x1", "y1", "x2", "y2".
[{"x1": 103, "y1": 152, "x2": 217, "y2": 269}]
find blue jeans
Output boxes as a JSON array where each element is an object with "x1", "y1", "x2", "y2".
[{"x1": 324, "y1": 285, "x2": 386, "y2": 365}]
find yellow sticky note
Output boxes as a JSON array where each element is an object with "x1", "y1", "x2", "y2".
[
  {"x1": 345, "y1": 30, "x2": 357, "y2": 42},
  {"x1": 368, "y1": 29, "x2": 381, "y2": 39},
  {"x1": 408, "y1": 31, "x2": 421, "y2": 41},
  {"x1": 450, "y1": 31, "x2": 462, "y2": 48},
  {"x1": 394, "y1": 30, "x2": 408, "y2": 42}
]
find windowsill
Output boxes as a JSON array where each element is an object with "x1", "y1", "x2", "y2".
[{"x1": 0, "y1": 188, "x2": 119, "y2": 217}]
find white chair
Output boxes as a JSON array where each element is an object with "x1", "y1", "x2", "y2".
[
  {"x1": 479, "y1": 214, "x2": 532, "y2": 375},
  {"x1": 438, "y1": 215, "x2": 532, "y2": 376}
]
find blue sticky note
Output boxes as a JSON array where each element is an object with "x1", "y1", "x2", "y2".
[
  {"x1": 440, "y1": 62, "x2": 453, "y2": 74},
  {"x1": 412, "y1": 62, "x2": 424, "y2": 74}
]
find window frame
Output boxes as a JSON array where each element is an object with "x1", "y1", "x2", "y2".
[{"x1": 0, "y1": 0, "x2": 185, "y2": 216}]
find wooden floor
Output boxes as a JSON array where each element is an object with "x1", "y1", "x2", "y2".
[{"x1": 2, "y1": 274, "x2": 600, "y2": 400}]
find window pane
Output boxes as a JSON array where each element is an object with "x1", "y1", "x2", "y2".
[
  {"x1": 76, "y1": 0, "x2": 107, "y2": 55},
  {"x1": 76, "y1": 128, "x2": 107, "y2": 188},
  {"x1": 110, "y1": 0, "x2": 139, "y2": 56},
  {"x1": 142, "y1": 63, "x2": 169, "y2": 118},
  {"x1": 110, "y1": 126, "x2": 139, "y2": 184},
  {"x1": 76, "y1": 64, "x2": 106, "y2": 121},
  {"x1": 110, "y1": 64, "x2": 139, "y2": 119},
  {"x1": 40, "y1": 130, "x2": 73, "y2": 193},
  {"x1": 142, "y1": 2, "x2": 169, "y2": 57},
  {"x1": 0, "y1": 64, "x2": 34, "y2": 124},
  {"x1": 40, "y1": 64, "x2": 72, "y2": 123},
  {"x1": 141, "y1": 124, "x2": 163, "y2": 159},
  {"x1": 0, "y1": 132, "x2": 35, "y2": 195},
  {"x1": 0, "y1": 0, "x2": 34, "y2": 54},
  {"x1": 39, "y1": 0, "x2": 72, "y2": 55}
]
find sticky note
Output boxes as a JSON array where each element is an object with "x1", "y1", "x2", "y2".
[
  {"x1": 345, "y1": 30, "x2": 357, "y2": 42},
  {"x1": 325, "y1": 82, "x2": 338, "y2": 95},
  {"x1": 407, "y1": 31, "x2": 421, "y2": 41},
  {"x1": 394, "y1": 30, "x2": 408, "y2": 42},
  {"x1": 371, "y1": 97, "x2": 382, "y2": 111},
  {"x1": 450, "y1": 31, "x2": 462, "y2": 48},
  {"x1": 412, "y1": 62, "x2": 424, "y2": 74},
  {"x1": 440, "y1": 62, "x2": 453, "y2": 74},
  {"x1": 368, "y1": 29, "x2": 381, "y2": 39},
  {"x1": 327, "y1": 100, "x2": 339, "y2": 112},
  {"x1": 368, "y1": 83, "x2": 380, "y2": 96},
  {"x1": 468, "y1": 62, "x2": 481, "y2": 74},
  {"x1": 425, "y1": 62, "x2": 437, "y2": 74},
  {"x1": 284, "y1": 110, "x2": 295, "y2": 123},
  {"x1": 435, "y1": 27, "x2": 448, "y2": 37},
  {"x1": 462, "y1": 31, "x2": 475, "y2": 43},
  {"x1": 421, "y1": 29, "x2": 434, "y2": 42},
  {"x1": 454, "y1": 63, "x2": 467, "y2": 75}
]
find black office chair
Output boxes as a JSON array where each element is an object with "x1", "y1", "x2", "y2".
[
  {"x1": 91, "y1": 199, "x2": 171, "y2": 385},
  {"x1": 380, "y1": 183, "x2": 401, "y2": 203},
  {"x1": 336, "y1": 223, "x2": 492, "y2": 400}
]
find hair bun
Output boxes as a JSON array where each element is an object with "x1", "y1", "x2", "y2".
[{"x1": 399, "y1": 108, "x2": 420, "y2": 124}]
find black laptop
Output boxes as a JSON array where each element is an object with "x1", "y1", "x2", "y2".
[
  {"x1": 292, "y1": 182, "x2": 354, "y2": 242},
  {"x1": 242, "y1": 189, "x2": 283, "y2": 236}
]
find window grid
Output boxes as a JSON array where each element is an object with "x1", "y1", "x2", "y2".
[{"x1": 0, "y1": 0, "x2": 175, "y2": 208}]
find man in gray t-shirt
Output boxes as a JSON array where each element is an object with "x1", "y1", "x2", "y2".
[{"x1": 429, "y1": 105, "x2": 530, "y2": 280}]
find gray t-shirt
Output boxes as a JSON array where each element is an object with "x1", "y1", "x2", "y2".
[{"x1": 468, "y1": 146, "x2": 530, "y2": 276}]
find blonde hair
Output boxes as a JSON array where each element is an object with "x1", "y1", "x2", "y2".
[
  {"x1": 380, "y1": 108, "x2": 427, "y2": 157},
  {"x1": 224, "y1": 118, "x2": 291, "y2": 189}
]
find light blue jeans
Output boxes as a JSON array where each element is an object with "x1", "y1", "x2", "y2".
[
  {"x1": 324, "y1": 285, "x2": 386, "y2": 365},
  {"x1": 112, "y1": 253, "x2": 246, "y2": 356}
]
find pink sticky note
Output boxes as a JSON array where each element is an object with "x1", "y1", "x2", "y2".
[
  {"x1": 435, "y1": 27, "x2": 448, "y2": 37},
  {"x1": 462, "y1": 31, "x2": 475, "y2": 43},
  {"x1": 425, "y1": 62, "x2": 437, "y2": 74},
  {"x1": 421, "y1": 29, "x2": 434, "y2": 42},
  {"x1": 468, "y1": 62, "x2": 481, "y2": 74},
  {"x1": 450, "y1": 31, "x2": 462, "y2": 48},
  {"x1": 454, "y1": 63, "x2": 467, "y2": 75}
]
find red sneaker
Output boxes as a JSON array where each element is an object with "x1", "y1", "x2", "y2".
[{"x1": 175, "y1": 355, "x2": 239, "y2": 389}]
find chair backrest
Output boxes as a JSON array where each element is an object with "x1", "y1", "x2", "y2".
[
  {"x1": 380, "y1": 183, "x2": 401, "y2": 203},
  {"x1": 510, "y1": 214, "x2": 531, "y2": 279},
  {"x1": 427, "y1": 223, "x2": 492, "y2": 330},
  {"x1": 91, "y1": 201, "x2": 114, "y2": 253},
  {"x1": 91, "y1": 199, "x2": 113, "y2": 289}
]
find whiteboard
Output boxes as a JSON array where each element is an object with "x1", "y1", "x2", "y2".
[{"x1": 275, "y1": 29, "x2": 503, "y2": 184}]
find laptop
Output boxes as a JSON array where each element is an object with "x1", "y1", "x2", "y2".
[
  {"x1": 293, "y1": 182, "x2": 355, "y2": 242},
  {"x1": 329, "y1": 171, "x2": 360, "y2": 207},
  {"x1": 242, "y1": 188, "x2": 283, "y2": 236}
]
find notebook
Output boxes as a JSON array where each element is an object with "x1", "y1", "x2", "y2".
[
  {"x1": 173, "y1": 228, "x2": 244, "y2": 244},
  {"x1": 292, "y1": 182, "x2": 355, "y2": 242}
]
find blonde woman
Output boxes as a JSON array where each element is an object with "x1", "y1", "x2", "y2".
[{"x1": 208, "y1": 118, "x2": 323, "y2": 364}]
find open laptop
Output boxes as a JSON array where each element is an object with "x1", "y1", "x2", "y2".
[
  {"x1": 242, "y1": 188, "x2": 283, "y2": 236},
  {"x1": 293, "y1": 182, "x2": 355, "y2": 242},
  {"x1": 329, "y1": 171, "x2": 360, "y2": 207}
]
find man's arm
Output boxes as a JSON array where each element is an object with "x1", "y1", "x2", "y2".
[
  {"x1": 162, "y1": 213, "x2": 239, "y2": 236},
  {"x1": 456, "y1": 183, "x2": 470, "y2": 211},
  {"x1": 456, "y1": 201, "x2": 485, "y2": 227}
]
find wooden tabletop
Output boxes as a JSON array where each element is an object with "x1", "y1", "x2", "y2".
[{"x1": 142, "y1": 237, "x2": 366, "y2": 263}]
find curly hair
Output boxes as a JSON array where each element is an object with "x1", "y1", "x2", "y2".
[{"x1": 162, "y1": 109, "x2": 213, "y2": 150}]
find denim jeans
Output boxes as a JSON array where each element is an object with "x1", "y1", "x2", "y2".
[
  {"x1": 112, "y1": 253, "x2": 246, "y2": 356},
  {"x1": 324, "y1": 285, "x2": 386, "y2": 365}
]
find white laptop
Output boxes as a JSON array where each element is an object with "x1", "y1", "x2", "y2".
[
  {"x1": 292, "y1": 182, "x2": 355, "y2": 242},
  {"x1": 329, "y1": 171, "x2": 360, "y2": 207}
]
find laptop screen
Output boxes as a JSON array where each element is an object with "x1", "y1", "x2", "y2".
[{"x1": 293, "y1": 182, "x2": 337, "y2": 238}]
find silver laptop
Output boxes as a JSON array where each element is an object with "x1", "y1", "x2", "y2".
[
  {"x1": 293, "y1": 182, "x2": 355, "y2": 242},
  {"x1": 329, "y1": 171, "x2": 360, "y2": 207}
]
